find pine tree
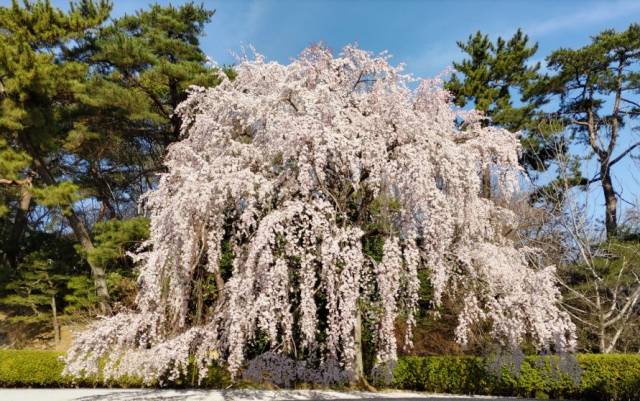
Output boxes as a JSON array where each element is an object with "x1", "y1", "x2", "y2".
[
  {"x1": 0, "y1": 0, "x2": 113, "y2": 312},
  {"x1": 71, "y1": 2, "x2": 233, "y2": 220},
  {"x1": 0, "y1": 0, "x2": 229, "y2": 316},
  {"x1": 446, "y1": 30, "x2": 566, "y2": 186},
  {"x1": 534, "y1": 24, "x2": 640, "y2": 239},
  {"x1": 0, "y1": 232, "x2": 83, "y2": 345}
]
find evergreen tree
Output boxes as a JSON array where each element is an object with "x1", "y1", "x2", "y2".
[
  {"x1": 446, "y1": 30, "x2": 566, "y2": 186},
  {"x1": 1, "y1": 255, "x2": 65, "y2": 344},
  {"x1": 0, "y1": 232, "x2": 83, "y2": 345},
  {"x1": 0, "y1": 0, "x2": 229, "y2": 316},
  {"x1": 534, "y1": 24, "x2": 640, "y2": 239},
  {"x1": 0, "y1": 0, "x2": 113, "y2": 312},
  {"x1": 73, "y1": 2, "x2": 233, "y2": 220}
]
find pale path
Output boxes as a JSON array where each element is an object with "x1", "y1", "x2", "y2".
[{"x1": 0, "y1": 389, "x2": 536, "y2": 401}]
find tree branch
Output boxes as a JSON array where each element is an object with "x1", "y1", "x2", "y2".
[
  {"x1": 609, "y1": 141, "x2": 640, "y2": 167},
  {"x1": 0, "y1": 177, "x2": 32, "y2": 186}
]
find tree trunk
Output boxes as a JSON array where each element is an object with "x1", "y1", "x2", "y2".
[
  {"x1": 51, "y1": 296, "x2": 60, "y2": 344},
  {"x1": 598, "y1": 320, "x2": 607, "y2": 353},
  {"x1": 66, "y1": 211, "x2": 111, "y2": 315},
  {"x1": 6, "y1": 179, "x2": 32, "y2": 269},
  {"x1": 30, "y1": 154, "x2": 111, "y2": 314},
  {"x1": 214, "y1": 270, "x2": 225, "y2": 294},
  {"x1": 353, "y1": 307, "x2": 375, "y2": 390},
  {"x1": 601, "y1": 168, "x2": 618, "y2": 240},
  {"x1": 354, "y1": 308, "x2": 365, "y2": 380},
  {"x1": 481, "y1": 166, "x2": 491, "y2": 199},
  {"x1": 605, "y1": 326, "x2": 624, "y2": 354}
]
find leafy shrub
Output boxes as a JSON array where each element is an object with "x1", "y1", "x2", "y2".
[
  {"x1": 0, "y1": 349, "x2": 229, "y2": 388},
  {"x1": 1, "y1": 349, "x2": 639, "y2": 399},
  {"x1": 578, "y1": 354, "x2": 640, "y2": 401},
  {"x1": 393, "y1": 354, "x2": 640, "y2": 401},
  {"x1": 0, "y1": 349, "x2": 69, "y2": 387}
]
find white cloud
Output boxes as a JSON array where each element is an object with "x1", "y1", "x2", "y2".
[
  {"x1": 403, "y1": 44, "x2": 463, "y2": 77},
  {"x1": 526, "y1": 1, "x2": 640, "y2": 36},
  {"x1": 205, "y1": 0, "x2": 269, "y2": 64}
]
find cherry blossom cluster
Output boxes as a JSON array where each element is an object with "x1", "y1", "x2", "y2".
[{"x1": 64, "y1": 45, "x2": 575, "y2": 385}]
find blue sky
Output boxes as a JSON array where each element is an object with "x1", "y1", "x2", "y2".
[
  {"x1": 6, "y1": 0, "x2": 640, "y2": 227},
  {"x1": 193, "y1": 0, "x2": 640, "y2": 228},
  {"x1": 128, "y1": 0, "x2": 640, "y2": 77},
  {"x1": 17, "y1": 0, "x2": 638, "y2": 77}
]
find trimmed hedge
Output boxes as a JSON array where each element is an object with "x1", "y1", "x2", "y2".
[
  {"x1": 0, "y1": 349, "x2": 230, "y2": 388},
  {"x1": 1, "y1": 349, "x2": 639, "y2": 400},
  {"x1": 0, "y1": 349, "x2": 68, "y2": 387},
  {"x1": 393, "y1": 354, "x2": 640, "y2": 401}
]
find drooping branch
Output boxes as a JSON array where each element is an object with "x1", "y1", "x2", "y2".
[{"x1": 65, "y1": 45, "x2": 575, "y2": 385}]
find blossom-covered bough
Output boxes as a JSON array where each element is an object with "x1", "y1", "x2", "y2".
[{"x1": 64, "y1": 45, "x2": 575, "y2": 385}]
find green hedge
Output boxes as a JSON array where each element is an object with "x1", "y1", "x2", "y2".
[
  {"x1": 393, "y1": 354, "x2": 640, "y2": 401},
  {"x1": 1, "y1": 349, "x2": 639, "y2": 400},
  {"x1": 0, "y1": 349, "x2": 69, "y2": 387},
  {"x1": 0, "y1": 349, "x2": 230, "y2": 388}
]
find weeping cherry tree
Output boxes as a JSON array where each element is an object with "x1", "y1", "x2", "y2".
[{"x1": 64, "y1": 45, "x2": 575, "y2": 385}]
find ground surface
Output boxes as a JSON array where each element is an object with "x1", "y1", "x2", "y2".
[{"x1": 0, "y1": 389, "x2": 537, "y2": 401}]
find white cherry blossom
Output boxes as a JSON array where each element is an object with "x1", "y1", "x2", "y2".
[{"x1": 64, "y1": 45, "x2": 574, "y2": 385}]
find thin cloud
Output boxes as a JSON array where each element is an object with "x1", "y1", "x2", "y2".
[
  {"x1": 527, "y1": 2, "x2": 640, "y2": 36},
  {"x1": 404, "y1": 44, "x2": 463, "y2": 77},
  {"x1": 205, "y1": 0, "x2": 268, "y2": 64}
]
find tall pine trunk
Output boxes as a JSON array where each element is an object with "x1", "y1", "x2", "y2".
[
  {"x1": 66, "y1": 211, "x2": 111, "y2": 314},
  {"x1": 601, "y1": 167, "x2": 618, "y2": 240},
  {"x1": 30, "y1": 153, "x2": 111, "y2": 314},
  {"x1": 1, "y1": 176, "x2": 32, "y2": 271}
]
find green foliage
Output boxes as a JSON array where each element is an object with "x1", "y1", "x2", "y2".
[
  {"x1": 392, "y1": 354, "x2": 640, "y2": 401},
  {"x1": 31, "y1": 181, "x2": 81, "y2": 215},
  {"x1": 0, "y1": 0, "x2": 115, "y2": 308},
  {"x1": 62, "y1": 217, "x2": 148, "y2": 314},
  {"x1": 578, "y1": 354, "x2": 640, "y2": 401},
  {"x1": 64, "y1": 271, "x2": 137, "y2": 315},
  {"x1": 85, "y1": 217, "x2": 149, "y2": 270},
  {"x1": 219, "y1": 238, "x2": 235, "y2": 281},
  {"x1": 360, "y1": 194, "x2": 402, "y2": 263},
  {"x1": 0, "y1": 139, "x2": 30, "y2": 182},
  {"x1": 0, "y1": 138, "x2": 31, "y2": 216},
  {"x1": 447, "y1": 30, "x2": 539, "y2": 129},
  {"x1": 63, "y1": 274, "x2": 100, "y2": 315},
  {"x1": 0, "y1": 349, "x2": 69, "y2": 387},
  {"x1": 87, "y1": 1, "x2": 232, "y2": 153},
  {"x1": 0, "y1": 349, "x2": 231, "y2": 388},
  {"x1": 0, "y1": 233, "x2": 81, "y2": 321},
  {"x1": 1, "y1": 349, "x2": 638, "y2": 398},
  {"x1": 445, "y1": 29, "x2": 565, "y2": 178},
  {"x1": 0, "y1": 0, "x2": 228, "y2": 331},
  {"x1": 532, "y1": 24, "x2": 640, "y2": 236},
  {"x1": 1, "y1": 252, "x2": 63, "y2": 322},
  {"x1": 559, "y1": 239, "x2": 640, "y2": 352}
]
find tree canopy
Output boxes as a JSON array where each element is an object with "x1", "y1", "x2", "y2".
[
  {"x1": 0, "y1": 0, "x2": 229, "y2": 317},
  {"x1": 64, "y1": 45, "x2": 575, "y2": 385}
]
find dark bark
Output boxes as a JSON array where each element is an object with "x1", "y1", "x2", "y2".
[
  {"x1": 353, "y1": 307, "x2": 375, "y2": 391},
  {"x1": 481, "y1": 167, "x2": 491, "y2": 199},
  {"x1": 601, "y1": 168, "x2": 618, "y2": 240},
  {"x1": 29, "y1": 152, "x2": 111, "y2": 314},
  {"x1": 2, "y1": 176, "x2": 33, "y2": 270}
]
